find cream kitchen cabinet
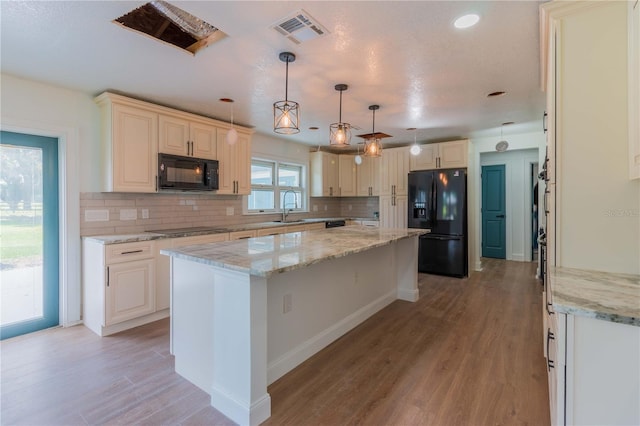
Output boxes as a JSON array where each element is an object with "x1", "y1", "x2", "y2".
[
  {"x1": 338, "y1": 155, "x2": 357, "y2": 197},
  {"x1": 216, "y1": 129, "x2": 251, "y2": 195},
  {"x1": 379, "y1": 194, "x2": 407, "y2": 229},
  {"x1": 159, "y1": 114, "x2": 217, "y2": 160},
  {"x1": 380, "y1": 147, "x2": 409, "y2": 196},
  {"x1": 95, "y1": 93, "x2": 159, "y2": 193},
  {"x1": 356, "y1": 155, "x2": 380, "y2": 196},
  {"x1": 629, "y1": 0, "x2": 640, "y2": 180},
  {"x1": 83, "y1": 239, "x2": 161, "y2": 337},
  {"x1": 303, "y1": 222, "x2": 326, "y2": 231},
  {"x1": 310, "y1": 151, "x2": 339, "y2": 197},
  {"x1": 409, "y1": 140, "x2": 468, "y2": 171}
]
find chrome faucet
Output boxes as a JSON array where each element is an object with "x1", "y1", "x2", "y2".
[{"x1": 282, "y1": 190, "x2": 298, "y2": 222}]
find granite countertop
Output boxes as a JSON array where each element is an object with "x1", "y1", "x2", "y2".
[
  {"x1": 83, "y1": 217, "x2": 377, "y2": 244},
  {"x1": 550, "y1": 267, "x2": 640, "y2": 326},
  {"x1": 161, "y1": 226, "x2": 428, "y2": 278}
]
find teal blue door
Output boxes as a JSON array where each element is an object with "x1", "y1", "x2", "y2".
[
  {"x1": 482, "y1": 165, "x2": 506, "y2": 259},
  {"x1": 1, "y1": 131, "x2": 59, "y2": 340}
]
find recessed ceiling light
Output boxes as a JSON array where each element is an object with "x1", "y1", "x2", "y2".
[
  {"x1": 502, "y1": 121, "x2": 515, "y2": 126},
  {"x1": 487, "y1": 91, "x2": 506, "y2": 97},
  {"x1": 309, "y1": 126, "x2": 319, "y2": 130},
  {"x1": 454, "y1": 14, "x2": 480, "y2": 29}
]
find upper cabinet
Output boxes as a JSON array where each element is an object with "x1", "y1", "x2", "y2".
[
  {"x1": 95, "y1": 92, "x2": 253, "y2": 194},
  {"x1": 380, "y1": 147, "x2": 409, "y2": 196},
  {"x1": 338, "y1": 155, "x2": 357, "y2": 197},
  {"x1": 95, "y1": 94, "x2": 159, "y2": 193},
  {"x1": 159, "y1": 114, "x2": 217, "y2": 160},
  {"x1": 356, "y1": 155, "x2": 380, "y2": 196},
  {"x1": 216, "y1": 129, "x2": 251, "y2": 195},
  {"x1": 409, "y1": 139, "x2": 468, "y2": 171},
  {"x1": 310, "y1": 151, "x2": 339, "y2": 197}
]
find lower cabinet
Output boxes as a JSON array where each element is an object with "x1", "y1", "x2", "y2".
[
  {"x1": 546, "y1": 312, "x2": 640, "y2": 425},
  {"x1": 83, "y1": 239, "x2": 161, "y2": 336}
]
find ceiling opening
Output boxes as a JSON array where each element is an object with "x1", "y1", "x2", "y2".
[{"x1": 113, "y1": 1, "x2": 226, "y2": 55}]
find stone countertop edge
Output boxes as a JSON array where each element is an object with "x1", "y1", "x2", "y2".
[
  {"x1": 161, "y1": 228, "x2": 428, "y2": 278},
  {"x1": 81, "y1": 217, "x2": 379, "y2": 244},
  {"x1": 550, "y1": 267, "x2": 640, "y2": 327}
]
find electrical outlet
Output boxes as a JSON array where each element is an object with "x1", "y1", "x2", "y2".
[
  {"x1": 226, "y1": 207, "x2": 234, "y2": 216},
  {"x1": 324, "y1": 205, "x2": 328, "y2": 211},
  {"x1": 348, "y1": 204, "x2": 353, "y2": 211},
  {"x1": 313, "y1": 205, "x2": 318, "y2": 212},
  {"x1": 141, "y1": 209, "x2": 149, "y2": 219},
  {"x1": 283, "y1": 294, "x2": 293, "y2": 314}
]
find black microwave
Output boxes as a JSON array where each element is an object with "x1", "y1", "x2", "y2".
[{"x1": 158, "y1": 153, "x2": 218, "y2": 191}]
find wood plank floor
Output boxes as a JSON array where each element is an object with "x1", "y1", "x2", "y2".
[{"x1": 1, "y1": 258, "x2": 549, "y2": 425}]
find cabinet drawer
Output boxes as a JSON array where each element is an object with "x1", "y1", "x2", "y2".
[
  {"x1": 105, "y1": 241, "x2": 154, "y2": 264},
  {"x1": 304, "y1": 222, "x2": 326, "y2": 231},
  {"x1": 360, "y1": 220, "x2": 379, "y2": 228},
  {"x1": 229, "y1": 230, "x2": 257, "y2": 240},
  {"x1": 256, "y1": 227, "x2": 287, "y2": 236}
]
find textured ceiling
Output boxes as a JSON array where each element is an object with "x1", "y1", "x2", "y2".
[{"x1": 0, "y1": 1, "x2": 546, "y2": 148}]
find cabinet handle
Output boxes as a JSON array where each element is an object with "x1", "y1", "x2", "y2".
[
  {"x1": 121, "y1": 249, "x2": 144, "y2": 255},
  {"x1": 543, "y1": 111, "x2": 548, "y2": 133},
  {"x1": 330, "y1": 187, "x2": 333, "y2": 197},
  {"x1": 106, "y1": 266, "x2": 110, "y2": 287},
  {"x1": 546, "y1": 329, "x2": 555, "y2": 371}
]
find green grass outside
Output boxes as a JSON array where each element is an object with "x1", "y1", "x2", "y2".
[{"x1": 0, "y1": 203, "x2": 42, "y2": 261}]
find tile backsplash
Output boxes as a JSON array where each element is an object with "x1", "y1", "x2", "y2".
[{"x1": 80, "y1": 193, "x2": 379, "y2": 236}]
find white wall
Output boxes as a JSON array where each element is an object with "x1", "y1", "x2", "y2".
[
  {"x1": 481, "y1": 149, "x2": 539, "y2": 262},
  {"x1": 1, "y1": 73, "x2": 102, "y2": 325},
  {"x1": 470, "y1": 129, "x2": 546, "y2": 271}
]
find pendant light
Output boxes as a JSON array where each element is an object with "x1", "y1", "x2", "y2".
[
  {"x1": 364, "y1": 105, "x2": 383, "y2": 157},
  {"x1": 219, "y1": 98, "x2": 238, "y2": 145},
  {"x1": 495, "y1": 123, "x2": 509, "y2": 152},
  {"x1": 408, "y1": 127, "x2": 421, "y2": 156},
  {"x1": 273, "y1": 52, "x2": 300, "y2": 134},
  {"x1": 354, "y1": 143, "x2": 363, "y2": 165},
  {"x1": 329, "y1": 84, "x2": 351, "y2": 147}
]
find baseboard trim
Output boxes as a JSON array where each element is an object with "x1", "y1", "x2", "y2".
[
  {"x1": 211, "y1": 386, "x2": 271, "y2": 426},
  {"x1": 267, "y1": 290, "x2": 396, "y2": 384}
]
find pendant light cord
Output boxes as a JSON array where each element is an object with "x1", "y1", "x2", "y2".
[{"x1": 284, "y1": 58, "x2": 289, "y2": 102}]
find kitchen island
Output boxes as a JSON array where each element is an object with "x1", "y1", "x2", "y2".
[{"x1": 161, "y1": 226, "x2": 427, "y2": 425}]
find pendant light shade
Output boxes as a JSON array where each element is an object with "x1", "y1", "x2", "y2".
[
  {"x1": 329, "y1": 84, "x2": 351, "y2": 147},
  {"x1": 220, "y1": 98, "x2": 238, "y2": 145},
  {"x1": 409, "y1": 127, "x2": 421, "y2": 156},
  {"x1": 364, "y1": 105, "x2": 383, "y2": 157},
  {"x1": 274, "y1": 52, "x2": 300, "y2": 134},
  {"x1": 495, "y1": 123, "x2": 509, "y2": 152}
]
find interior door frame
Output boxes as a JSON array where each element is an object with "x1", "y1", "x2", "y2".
[{"x1": 1, "y1": 119, "x2": 81, "y2": 328}]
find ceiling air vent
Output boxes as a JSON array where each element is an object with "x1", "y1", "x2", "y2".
[{"x1": 272, "y1": 9, "x2": 329, "y2": 44}]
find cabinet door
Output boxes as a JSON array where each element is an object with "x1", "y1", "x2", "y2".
[
  {"x1": 394, "y1": 148, "x2": 410, "y2": 195},
  {"x1": 370, "y1": 156, "x2": 381, "y2": 196},
  {"x1": 379, "y1": 195, "x2": 394, "y2": 228},
  {"x1": 325, "y1": 153, "x2": 339, "y2": 196},
  {"x1": 155, "y1": 239, "x2": 173, "y2": 312},
  {"x1": 105, "y1": 258, "x2": 156, "y2": 325},
  {"x1": 439, "y1": 140, "x2": 468, "y2": 168},
  {"x1": 190, "y1": 122, "x2": 218, "y2": 160},
  {"x1": 159, "y1": 114, "x2": 190, "y2": 157},
  {"x1": 234, "y1": 132, "x2": 251, "y2": 195},
  {"x1": 380, "y1": 153, "x2": 395, "y2": 196},
  {"x1": 216, "y1": 129, "x2": 251, "y2": 195},
  {"x1": 111, "y1": 104, "x2": 158, "y2": 193},
  {"x1": 216, "y1": 129, "x2": 235, "y2": 194},
  {"x1": 410, "y1": 144, "x2": 439, "y2": 171},
  {"x1": 356, "y1": 156, "x2": 371, "y2": 196},
  {"x1": 339, "y1": 155, "x2": 357, "y2": 196}
]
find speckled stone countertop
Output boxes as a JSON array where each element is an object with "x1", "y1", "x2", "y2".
[
  {"x1": 161, "y1": 226, "x2": 428, "y2": 278},
  {"x1": 82, "y1": 217, "x2": 376, "y2": 244},
  {"x1": 550, "y1": 267, "x2": 640, "y2": 326}
]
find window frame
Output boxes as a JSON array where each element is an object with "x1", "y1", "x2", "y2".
[{"x1": 246, "y1": 158, "x2": 307, "y2": 214}]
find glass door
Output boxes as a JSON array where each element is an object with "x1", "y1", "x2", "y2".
[{"x1": 1, "y1": 131, "x2": 59, "y2": 340}]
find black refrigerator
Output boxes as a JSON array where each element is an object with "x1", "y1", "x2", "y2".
[{"x1": 408, "y1": 169, "x2": 468, "y2": 277}]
